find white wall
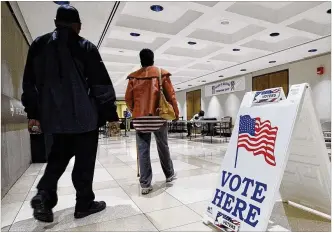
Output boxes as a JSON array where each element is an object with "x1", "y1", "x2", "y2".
[{"x1": 176, "y1": 53, "x2": 331, "y2": 124}]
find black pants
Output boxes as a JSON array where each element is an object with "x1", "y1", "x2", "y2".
[{"x1": 37, "y1": 129, "x2": 99, "y2": 211}]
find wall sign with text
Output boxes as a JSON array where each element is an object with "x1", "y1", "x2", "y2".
[
  {"x1": 1, "y1": 94, "x2": 27, "y2": 124},
  {"x1": 205, "y1": 77, "x2": 245, "y2": 97}
]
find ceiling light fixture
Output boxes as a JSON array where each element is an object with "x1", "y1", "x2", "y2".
[
  {"x1": 188, "y1": 41, "x2": 197, "y2": 45},
  {"x1": 54, "y1": 1, "x2": 70, "y2": 5},
  {"x1": 177, "y1": 88, "x2": 181, "y2": 90},
  {"x1": 269, "y1": 61, "x2": 276, "y2": 63},
  {"x1": 221, "y1": 19, "x2": 229, "y2": 25},
  {"x1": 201, "y1": 81, "x2": 206, "y2": 82},
  {"x1": 188, "y1": 85, "x2": 192, "y2": 87},
  {"x1": 150, "y1": 5, "x2": 164, "y2": 12},
  {"x1": 327, "y1": 9, "x2": 331, "y2": 14},
  {"x1": 240, "y1": 69, "x2": 246, "y2": 71},
  {"x1": 270, "y1": 32, "x2": 280, "y2": 37},
  {"x1": 219, "y1": 75, "x2": 224, "y2": 77},
  {"x1": 119, "y1": 51, "x2": 124, "y2": 53},
  {"x1": 130, "y1": 32, "x2": 140, "y2": 37},
  {"x1": 233, "y1": 49, "x2": 240, "y2": 51},
  {"x1": 308, "y1": 49, "x2": 317, "y2": 52}
]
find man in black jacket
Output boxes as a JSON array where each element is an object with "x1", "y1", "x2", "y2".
[{"x1": 21, "y1": 5, "x2": 118, "y2": 222}]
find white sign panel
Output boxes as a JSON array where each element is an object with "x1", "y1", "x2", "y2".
[
  {"x1": 280, "y1": 85, "x2": 331, "y2": 215},
  {"x1": 203, "y1": 83, "x2": 331, "y2": 231},
  {"x1": 205, "y1": 77, "x2": 245, "y2": 97}
]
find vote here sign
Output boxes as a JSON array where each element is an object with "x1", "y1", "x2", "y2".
[{"x1": 205, "y1": 94, "x2": 300, "y2": 231}]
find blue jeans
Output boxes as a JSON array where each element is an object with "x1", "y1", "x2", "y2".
[{"x1": 136, "y1": 124, "x2": 174, "y2": 188}]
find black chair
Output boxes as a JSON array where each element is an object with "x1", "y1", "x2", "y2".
[
  {"x1": 215, "y1": 116, "x2": 232, "y2": 140},
  {"x1": 202, "y1": 118, "x2": 217, "y2": 136}
]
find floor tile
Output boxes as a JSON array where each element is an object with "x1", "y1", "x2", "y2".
[
  {"x1": 165, "y1": 173, "x2": 219, "y2": 204},
  {"x1": 97, "y1": 156, "x2": 127, "y2": 168},
  {"x1": 187, "y1": 200, "x2": 211, "y2": 216},
  {"x1": 106, "y1": 166, "x2": 137, "y2": 180},
  {"x1": 145, "y1": 205, "x2": 202, "y2": 231},
  {"x1": 32, "y1": 168, "x2": 114, "y2": 190},
  {"x1": 22, "y1": 164, "x2": 44, "y2": 176},
  {"x1": 1, "y1": 226, "x2": 10, "y2": 232},
  {"x1": 65, "y1": 214, "x2": 158, "y2": 232},
  {"x1": 1, "y1": 193, "x2": 27, "y2": 205},
  {"x1": 269, "y1": 201, "x2": 331, "y2": 232},
  {"x1": 25, "y1": 180, "x2": 120, "y2": 201},
  {"x1": 129, "y1": 160, "x2": 199, "y2": 175},
  {"x1": 164, "y1": 221, "x2": 218, "y2": 232},
  {"x1": 10, "y1": 188, "x2": 142, "y2": 231},
  {"x1": 6, "y1": 176, "x2": 37, "y2": 195},
  {"x1": 1, "y1": 202, "x2": 23, "y2": 228},
  {"x1": 123, "y1": 185, "x2": 183, "y2": 213}
]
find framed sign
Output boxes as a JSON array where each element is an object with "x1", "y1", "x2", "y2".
[{"x1": 205, "y1": 77, "x2": 245, "y2": 97}]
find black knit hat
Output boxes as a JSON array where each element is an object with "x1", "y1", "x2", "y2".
[{"x1": 55, "y1": 5, "x2": 81, "y2": 23}]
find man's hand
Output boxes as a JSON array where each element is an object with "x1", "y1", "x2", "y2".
[{"x1": 28, "y1": 119, "x2": 42, "y2": 134}]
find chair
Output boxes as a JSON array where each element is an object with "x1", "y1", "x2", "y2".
[
  {"x1": 215, "y1": 116, "x2": 232, "y2": 140},
  {"x1": 321, "y1": 121, "x2": 331, "y2": 149}
]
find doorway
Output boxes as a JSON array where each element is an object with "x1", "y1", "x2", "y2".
[
  {"x1": 252, "y1": 69, "x2": 289, "y2": 96},
  {"x1": 186, "y1": 89, "x2": 201, "y2": 120}
]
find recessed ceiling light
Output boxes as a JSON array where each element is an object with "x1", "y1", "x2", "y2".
[
  {"x1": 220, "y1": 19, "x2": 229, "y2": 25},
  {"x1": 308, "y1": 49, "x2": 317, "y2": 53},
  {"x1": 150, "y1": 5, "x2": 164, "y2": 12},
  {"x1": 188, "y1": 41, "x2": 197, "y2": 45},
  {"x1": 219, "y1": 75, "x2": 224, "y2": 77},
  {"x1": 233, "y1": 49, "x2": 240, "y2": 51},
  {"x1": 188, "y1": 85, "x2": 192, "y2": 87},
  {"x1": 240, "y1": 69, "x2": 246, "y2": 71},
  {"x1": 327, "y1": 9, "x2": 331, "y2": 14},
  {"x1": 119, "y1": 50, "x2": 124, "y2": 53},
  {"x1": 269, "y1": 61, "x2": 276, "y2": 63},
  {"x1": 207, "y1": 61, "x2": 210, "y2": 63},
  {"x1": 201, "y1": 80, "x2": 206, "y2": 82},
  {"x1": 130, "y1": 32, "x2": 140, "y2": 37},
  {"x1": 270, "y1": 32, "x2": 280, "y2": 37},
  {"x1": 54, "y1": 1, "x2": 70, "y2": 5},
  {"x1": 177, "y1": 88, "x2": 181, "y2": 90}
]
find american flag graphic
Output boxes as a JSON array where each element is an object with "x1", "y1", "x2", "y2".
[{"x1": 235, "y1": 115, "x2": 278, "y2": 167}]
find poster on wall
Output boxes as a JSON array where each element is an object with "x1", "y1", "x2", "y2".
[{"x1": 205, "y1": 77, "x2": 245, "y2": 97}]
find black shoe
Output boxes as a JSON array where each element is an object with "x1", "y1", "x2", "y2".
[
  {"x1": 186, "y1": 134, "x2": 191, "y2": 137},
  {"x1": 74, "y1": 201, "x2": 106, "y2": 219},
  {"x1": 31, "y1": 194, "x2": 54, "y2": 223}
]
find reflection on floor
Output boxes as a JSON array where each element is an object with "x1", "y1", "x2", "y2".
[{"x1": 1, "y1": 133, "x2": 331, "y2": 232}]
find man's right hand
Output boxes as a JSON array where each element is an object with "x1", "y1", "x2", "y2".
[{"x1": 28, "y1": 119, "x2": 42, "y2": 134}]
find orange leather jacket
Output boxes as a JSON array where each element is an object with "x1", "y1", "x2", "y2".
[{"x1": 125, "y1": 66, "x2": 179, "y2": 119}]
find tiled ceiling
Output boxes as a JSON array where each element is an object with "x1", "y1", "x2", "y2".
[{"x1": 17, "y1": 1, "x2": 331, "y2": 97}]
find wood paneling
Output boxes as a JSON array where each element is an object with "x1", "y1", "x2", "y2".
[
  {"x1": 252, "y1": 74, "x2": 270, "y2": 92},
  {"x1": 186, "y1": 89, "x2": 201, "y2": 120},
  {"x1": 269, "y1": 70, "x2": 289, "y2": 95},
  {"x1": 252, "y1": 70, "x2": 289, "y2": 96}
]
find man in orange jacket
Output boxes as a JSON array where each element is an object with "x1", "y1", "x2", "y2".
[{"x1": 125, "y1": 49, "x2": 179, "y2": 194}]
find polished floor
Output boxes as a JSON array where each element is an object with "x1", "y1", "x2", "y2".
[{"x1": 1, "y1": 133, "x2": 331, "y2": 232}]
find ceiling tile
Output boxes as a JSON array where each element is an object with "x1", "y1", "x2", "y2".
[{"x1": 115, "y1": 10, "x2": 203, "y2": 35}]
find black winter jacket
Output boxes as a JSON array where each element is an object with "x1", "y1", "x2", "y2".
[{"x1": 21, "y1": 28, "x2": 118, "y2": 134}]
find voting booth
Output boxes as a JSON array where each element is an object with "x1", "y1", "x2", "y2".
[{"x1": 203, "y1": 83, "x2": 331, "y2": 231}]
